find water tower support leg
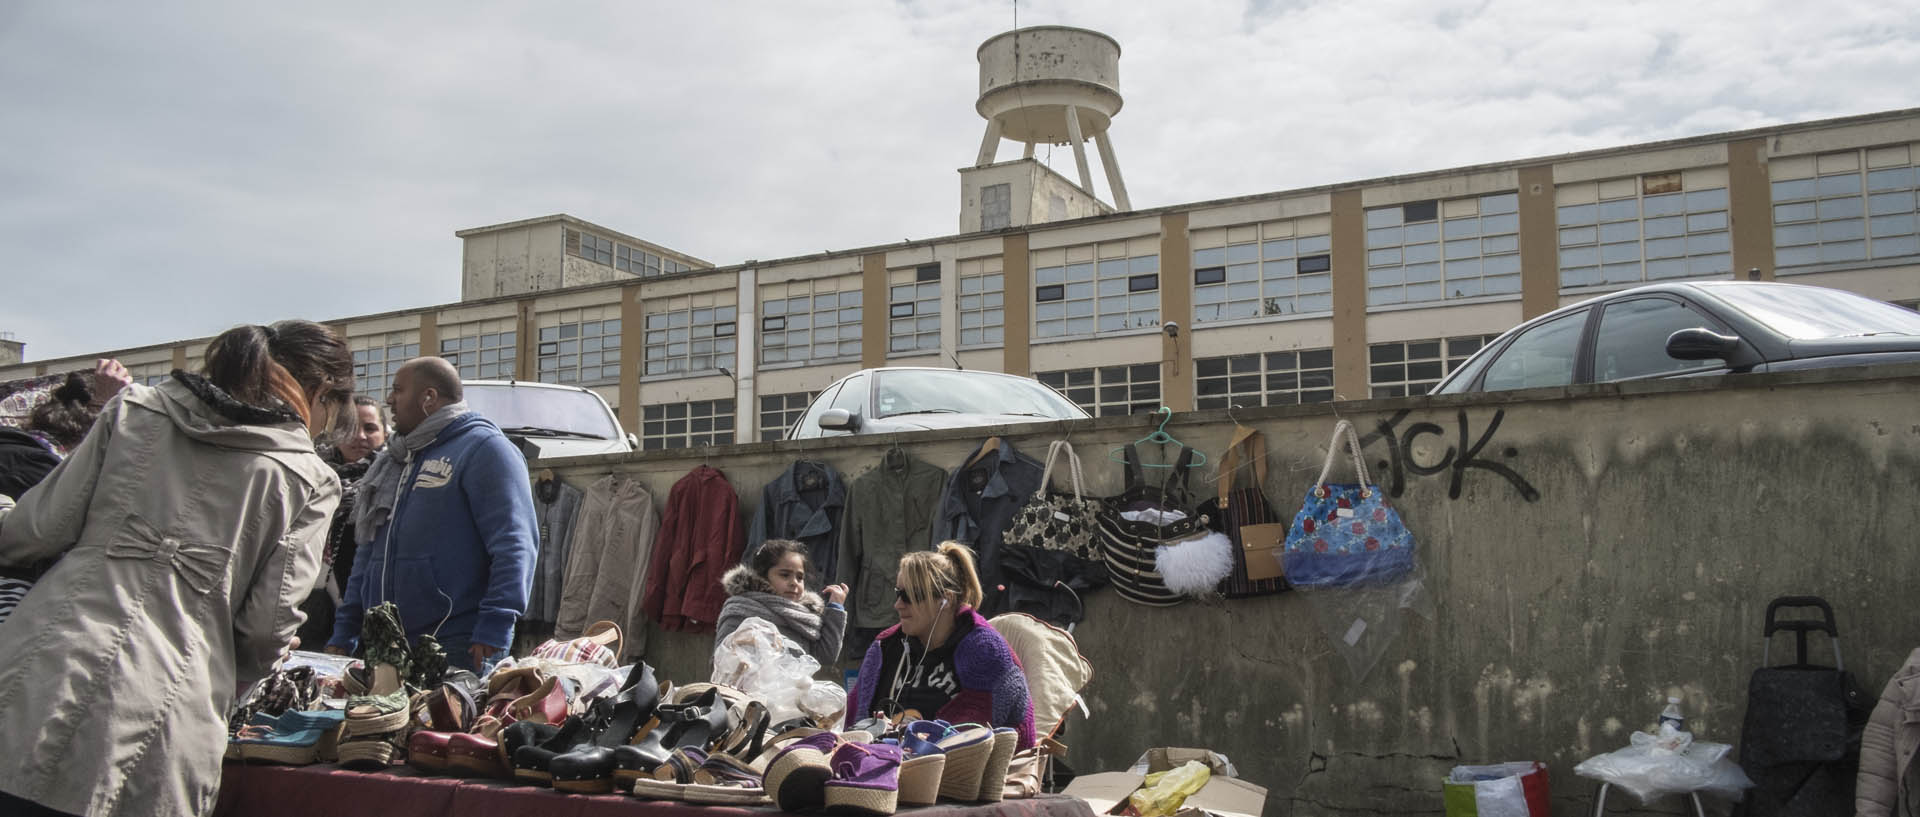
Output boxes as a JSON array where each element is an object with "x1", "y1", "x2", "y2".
[
  {"x1": 1024, "y1": 141, "x2": 1036, "y2": 158},
  {"x1": 977, "y1": 119, "x2": 1004, "y2": 167},
  {"x1": 1094, "y1": 131, "x2": 1132, "y2": 211},
  {"x1": 1064, "y1": 106, "x2": 1097, "y2": 195}
]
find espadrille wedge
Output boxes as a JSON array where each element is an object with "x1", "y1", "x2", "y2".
[
  {"x1": 977, "y1": 727, "x2": 1019, "y2": 802},
  {"x1": 823, "y1": 740, "x2": 902, "y2": 816}
]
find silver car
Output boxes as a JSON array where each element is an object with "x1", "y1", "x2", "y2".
[
  {"x1": 462, "y1": 380, "x2": 637, "y2": 459},
  {"x1": 785, "y1": 367, "x2": 1090, "y2": 440}
]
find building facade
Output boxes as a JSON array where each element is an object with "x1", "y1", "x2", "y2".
[{"x1": 7, "y1": 109, "x2": 1920, "y2": 449}]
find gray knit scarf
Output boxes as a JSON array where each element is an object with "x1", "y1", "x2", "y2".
[
  {"x1": 352, "y1": 402, "x2": 470, "y2": 546},
  {"x1": 726, "y1": 591, "x2": 824, "y2": 643}
]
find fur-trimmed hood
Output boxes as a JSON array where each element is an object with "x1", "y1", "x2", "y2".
[{"x1": 721, "y1": 564, "x2": 824, "y2": 613}]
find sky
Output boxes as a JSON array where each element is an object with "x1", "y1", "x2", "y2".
[{"x1": 2, "y1": 0, "x2": 1916, "y2": 361}]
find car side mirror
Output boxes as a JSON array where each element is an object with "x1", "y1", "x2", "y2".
[
  {"x1": 817, "y1": 408, "x2": 859, "y2": 431},
  {"x1": 1666, "y1": 328, "x2": 1741, "y2": 360}
]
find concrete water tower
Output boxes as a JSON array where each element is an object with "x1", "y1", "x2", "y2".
[{"x1": 961, "y1": 26, "x2": 1130, "y2": 232}]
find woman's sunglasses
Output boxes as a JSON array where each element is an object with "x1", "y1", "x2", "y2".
[{"x1": 894, "y1": 587, "x2": 923, "y2": 605}]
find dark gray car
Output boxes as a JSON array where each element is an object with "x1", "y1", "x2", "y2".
[
  {"x1": 785, "y1": 367, "x2": 1090, "y2": 439},
  {"x1": 1430, "y1": 281, "x2": 1920, "y2": 394}
]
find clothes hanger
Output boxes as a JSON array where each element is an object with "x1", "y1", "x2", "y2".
[
  {"x1": 966, "y1": 435, "x2": 1001, "y2": 468},
  {"x1": 1108, "y1": 406, "x2": 1208, "y2": 469}
]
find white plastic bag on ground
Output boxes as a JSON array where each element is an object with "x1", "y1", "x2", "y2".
[
  {"x1": 711, "y1": 616, "x2": 845, "y2": 725},
  {"x1": 1573, "y1": 726, "x2": 1754, "y2": 804}
]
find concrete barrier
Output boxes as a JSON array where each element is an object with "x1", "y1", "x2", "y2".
[{"x1": 539, "y1": 362, "x2": 1920, "y2": 815}]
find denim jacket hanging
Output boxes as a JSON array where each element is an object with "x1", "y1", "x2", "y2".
[{"x1": 746, "y1": 460, "x2": 847, "y2": 585}]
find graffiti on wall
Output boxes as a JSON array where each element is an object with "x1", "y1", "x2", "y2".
[{"x1": 1360, "y1": 408, "x2": 1541, "y2": 502}]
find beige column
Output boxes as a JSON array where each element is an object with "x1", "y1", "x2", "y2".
[
  {"x1": 1517, "y1": 164, "x2": 1560, "y2": 319},
  {"x1": 1001, "y1": 233, "x2": 1031, "y2": 376},
  {"x1": 618, "y1": 285, "x2": 642, "y2": 433},
  {"x1": 417, "y1": 312, "x2": 438, "y2": 364},
  {"x1": 1728, "y1": 137, "x2": 1776, "y2": 281},
  {"x1": 1330, "y1": 189, "x2": 1369, "y2": 399},
  {"x1": 1159, "y1": 212, "x2": 1193, "y2": 411},
  {"x1": 862, "y1": 253, "x2": 887, "y2": 369}
]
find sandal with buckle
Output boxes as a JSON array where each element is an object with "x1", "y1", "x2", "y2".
[
  {"x1": 521, "y1": 663, "x2": 656, "y2": 790},
  {"x1": 613, "y1": 686, "x2": 727, "y2": 780},
  {"x1": 684, "y1": 751, "x2": 772, "y2": 805},
  {"x1": 628, "y1": 747, "x2": 708, "y2": 800}
]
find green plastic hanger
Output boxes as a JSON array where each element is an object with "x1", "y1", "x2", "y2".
[{"x1": 1108, "y1": 406, "x2": 1208, "y2": 469}]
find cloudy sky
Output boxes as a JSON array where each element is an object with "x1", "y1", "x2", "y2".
[{"x1": 2, "y1": 0, "x2": 1915, "y2": 361}]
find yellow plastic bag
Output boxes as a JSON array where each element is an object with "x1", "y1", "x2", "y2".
[{"x1": 1128, "y1": 760, "x2": 1212, "y2": 817}]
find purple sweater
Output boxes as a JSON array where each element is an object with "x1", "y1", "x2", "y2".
[{"x1": 847, "y1": 607, "x2": 1036, "y2": 749}]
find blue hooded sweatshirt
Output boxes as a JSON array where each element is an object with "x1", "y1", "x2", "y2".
[{"x1": 329, "y1": 412, "x2": 537, "y2": 666}]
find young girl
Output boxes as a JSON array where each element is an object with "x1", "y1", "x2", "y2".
[{"x1": 716, "y1": 538, "x2": 849, "y2": 667}]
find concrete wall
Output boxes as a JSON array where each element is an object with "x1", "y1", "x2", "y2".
[{"x1": 537, "y1": 362, "x2": 1920, "y2": 816}]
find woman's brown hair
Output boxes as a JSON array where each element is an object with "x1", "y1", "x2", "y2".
[{"x1": 202, "y1": 321, "x2": 353, "y2": 435}]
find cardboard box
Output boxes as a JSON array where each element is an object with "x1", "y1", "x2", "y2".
[{"x1": 1063, "y1": 748, "x2": 1267, "y2": 817}]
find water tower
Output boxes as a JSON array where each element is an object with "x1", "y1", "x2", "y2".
[{"x1": 962, "y1": 26, "x2": 1130, "y2": 232}]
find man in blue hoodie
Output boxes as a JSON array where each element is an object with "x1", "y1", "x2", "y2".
[{"x1": 327, "y1": 357, "x2": 536, "y2": 672}]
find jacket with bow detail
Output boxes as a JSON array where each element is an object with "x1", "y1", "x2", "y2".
[{"x1": 0, "y1": 376, "x2": 339, "y2": 817}]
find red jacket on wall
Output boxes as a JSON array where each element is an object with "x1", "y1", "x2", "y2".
[{"x1": 643, "y1": 465, "x2": 744, "y2": 632}]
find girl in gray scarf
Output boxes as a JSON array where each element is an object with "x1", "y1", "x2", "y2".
[{"x1": 716, "y1": 539, "x2": 848, "y2": 667}]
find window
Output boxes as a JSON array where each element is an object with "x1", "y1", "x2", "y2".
[
  {"x1": 1194, "y1": 349, "x2": 1334, "y2": 409},
  {"x1": 1772, "y1": 147, "x2": 1920, "y2": 269},
  {"x1": 616, "y1": 244, "x2": 661, "y2": 277},
  {"x1": 1558, "y1": 173, "x2": 1731, "y2": 287},
  {"x1": 1366, "y1": 192, "x2": 1521, "y2": 305},
  {"x1": 1896, "y1": 299, "x2": 1920, "y2": 312},
  {"x1": 761, "y1": 279, "x2": 863, "y2": 365},
  {"x1": 1593, "y1": 298, "x2": 1723, "y2": 382},
  {"x1": 643, "y1": 305, "x2": 737, "y2": 377},
  {"x1": 759, "y1": 391, "x2": 817, "y2": 441},
  {"x1": 957, "y1": 257, "x2": 1005, "y2": 347},
  {"x1": 1193, "y1": 220, "x2": 1333, "y2": 323},
  {"x1": 537, "y1": 315, "x2": 621, "y2": 385},
  {"x1": 982, "y1": 183, "x2": 1011, "y2": 231},
  {"x1": 1033, "y1": 240, "x2": 1160, "y2": 339},
  {"x1": 889, "y1": 265, "x2": 941, "y2": 354},
  {"x1": 439, "y1": 320, "x2": 517, "y2": 380},
  {"x1": 1036, "y1": 363, "x2": 1160, "y2": 417},
  {"x1": 824, "y1": 374, "x2": 869, "y2": 435},
  {"x1": 1479, "y1": 310, "x2": 1588, "y2": 392},
  {"x1": 1369, "y1": 335, "x2": 1497, "y2": 398},
  {"x1": 640, "y1": 399, "x2": 735, "y2": 450},
  {"x1": 351, "y1": 332, "x2": 420, "y2": 395},
  {"x1": 566, "y1": 229, "x2": 614, "y2": 266}
]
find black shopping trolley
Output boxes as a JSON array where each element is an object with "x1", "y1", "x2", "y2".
[{"x1": 1734, "y1": 596, "x2": 1872, "y2": 817}]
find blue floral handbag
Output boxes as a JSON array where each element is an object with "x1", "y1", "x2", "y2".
[{"x1": 1282, "y1": 420, "x2": 1415, "y2": 587}]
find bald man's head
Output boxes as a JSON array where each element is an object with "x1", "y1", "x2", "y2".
[{"x1": 388, "y1": 356, "x2": 464, "y2": 434}]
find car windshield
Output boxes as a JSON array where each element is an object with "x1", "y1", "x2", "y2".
[
  {"x1": 873, "y1": 370, "x2": 1086, "y2": 420},
  {"x1": 1710, "y1": 286, "x2": 1920, "y2": 340},
  {"x1": 462, "y1": 383, "x2": 620, "y2": 440}
]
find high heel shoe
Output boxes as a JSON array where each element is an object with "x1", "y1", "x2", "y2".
[
  {"x1": 612, "y1": 687, "x2": 729, "y2": 786},
  {"x1": 543, "y1": 664, "x2": 660, "y2": 794}
]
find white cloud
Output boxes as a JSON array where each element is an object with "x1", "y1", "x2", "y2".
[{"x1": 0, "y1": 0, "x2": 1915, "y2": 360}]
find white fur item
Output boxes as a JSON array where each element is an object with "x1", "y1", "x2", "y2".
[{"x1": 1154, "y1": 531, "x2": 1235, "y2": 595}]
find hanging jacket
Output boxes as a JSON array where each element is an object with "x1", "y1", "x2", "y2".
[
  {"x1": 555, "y1": 475, "x2": 657, "y2": 654},
  {"x1": 0, "y1": 375, "x2": 338, "y2": 817},
  {"x1": 746, "y1": 460, "x2": 846, "y2": 586},
  {"x1": 645, "y1": 465, "x2": 743, "y2": 633},
  {"x1": 932, "y1": 440, "x2": 1043, "y2": 615},
  {"x1": 838, "y1": 449, "x2": 948, "y2": 629},
  {"x1": 330, "y1": 411, "x2": 537, "y2": 664},
  {"x1": 526, "y1": 477, "x2": 585, "y2": 628}
]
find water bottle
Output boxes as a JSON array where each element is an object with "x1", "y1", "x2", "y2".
[{"x1": 1659, "y1": 696, "x2": 1685, "y2": 731}]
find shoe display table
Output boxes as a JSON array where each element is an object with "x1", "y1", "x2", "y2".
[{"x1": 214, "y1": 762, "x2": 1101, "y2": 817}]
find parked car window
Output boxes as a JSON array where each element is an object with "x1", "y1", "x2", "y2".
[
  {"x1": 828, "y1": 374, "x2": 869, "y2": 417},
  {"x1": 790, "y1": 381, "x2": 845, "y2": 440},
  {"x1": 872, "y1": 369, "x2": 1084, "y2": 419},
  {"x1": 1708, "y1": 285, "x2": 1920, "y2": 340},
  {"x1": 463, "y1": 384, "x2": 620, "y2": 440},
  {"x1": 1479, "y1": 309, "x2": 1588, "y2": 391},
  {"x1": 1593, "y1": 298, "x2": 1723, "y2": 381}
]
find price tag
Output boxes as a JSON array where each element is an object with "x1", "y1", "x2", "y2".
[{"x1": 1336, "y1": 508, "x2": 1355, "y2": 518}]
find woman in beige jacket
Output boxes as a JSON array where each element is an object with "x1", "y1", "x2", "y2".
[
  {"x1": 0, "y1": 321, "x2": 353, "y2": 817},
  {"x1": 1858, "y1": 647, "x2": 1920, "y2": 817}
]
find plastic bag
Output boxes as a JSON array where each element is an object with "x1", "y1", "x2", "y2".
[
  {"x1": 1307, "y1": 570, "x2": 1433, "y2": 682},
  {"x1": 1128, "y1": 760, "x2": 1211, "y2": 817},
  {"x1": 711, "y1": 617, "x2": 846, "y2": 726},
  {"x1": 1573, "y1": 726, "x2": 1754, "y2": 804}
]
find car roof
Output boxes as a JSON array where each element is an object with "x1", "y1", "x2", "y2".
[{"x1": 462, "y1": 379, "x2": 599, "y2": 393}]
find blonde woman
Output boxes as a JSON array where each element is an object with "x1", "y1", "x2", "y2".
[{"x1": 846, "y1": 542, "x2": 1035, "y2": 749}]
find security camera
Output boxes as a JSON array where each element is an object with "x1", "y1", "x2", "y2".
[{"x1": 1162, "y1": 320, "x2": 1180, "y2": 338}]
